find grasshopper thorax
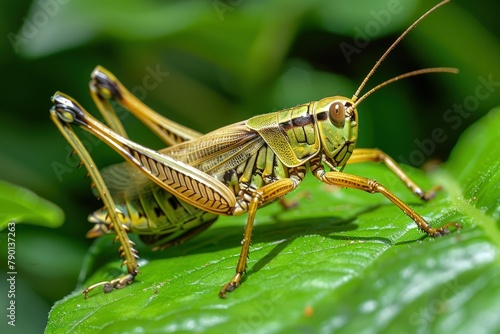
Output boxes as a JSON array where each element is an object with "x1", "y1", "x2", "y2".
[{"x1": 314, "y1": 96, "x2": 358, "y2": 168}]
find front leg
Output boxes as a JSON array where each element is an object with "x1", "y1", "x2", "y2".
[
  {"x1": 347, "y1": 148, "x2": 440, "y2": 200},
  {"x1": 314, "y1": 168, "x2": 460, "y2": 237}
]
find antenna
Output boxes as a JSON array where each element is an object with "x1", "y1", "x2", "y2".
[
  {"x1": 351, "y1": 0, "x2": 451, "y2": 103},
  {"x1": 352, "y1": 67, "x2": 458, "y2": 108}
]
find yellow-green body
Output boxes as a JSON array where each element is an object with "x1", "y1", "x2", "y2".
[{"x1": 88, "y1": 96, "x2": 359, "y2": 248}]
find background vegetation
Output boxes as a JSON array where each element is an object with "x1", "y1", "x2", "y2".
[{"x1": 0, "y1": 0, "x2": 499, "y2": 332}]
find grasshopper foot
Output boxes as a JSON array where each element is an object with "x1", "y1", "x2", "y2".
[
  {"x1": 426, "y1": 222, "x2": 462, "y2": 237},
  {"x1": 420, "y1": 185, "x2": 442, "y2": 201},
  {"x1": 219, "y1": 273, "x2": 242, "y2": 298},
  {"x1": 83, "y1": 272, "x2": 136, "y2": 299}
]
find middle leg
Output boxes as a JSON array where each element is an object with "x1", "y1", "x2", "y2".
[{"x1": 219, "y1": 176, "x2": 301, "y2": 298}]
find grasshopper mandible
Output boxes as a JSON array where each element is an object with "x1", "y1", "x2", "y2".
[{"x1": 51, "y1": 0, "x2": 461, "y2": 299}]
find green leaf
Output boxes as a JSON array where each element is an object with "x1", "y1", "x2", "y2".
[
  {"x1": 0, "y1": 180, "x2": 64, "y2": 230},
  {"x1": 46, "y1": 108, "x2": 500, "y2": 333}
]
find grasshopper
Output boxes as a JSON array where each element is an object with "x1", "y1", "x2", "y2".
[{"x1": 51, "y1": 0, "x2": 461, "y2": 299}]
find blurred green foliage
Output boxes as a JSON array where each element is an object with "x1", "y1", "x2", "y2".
[
  {"x1": 0, "y1": 181, "x2": 63, "y2": 230},
  {"x1": 0, "y1": 0, "x2": 499, "y2": 332}
]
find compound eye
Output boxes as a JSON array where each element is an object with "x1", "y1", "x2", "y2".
[{"x1": 329, "y1": 101, "x2": 346, "y2": 127}]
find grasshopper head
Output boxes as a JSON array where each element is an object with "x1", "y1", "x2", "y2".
[
  {"x1": 308, "y1": 1, "x2": 458, "y2": 168},
  {"x1": 314, "y1": 96, "x2": 358, "y2": 167}
]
